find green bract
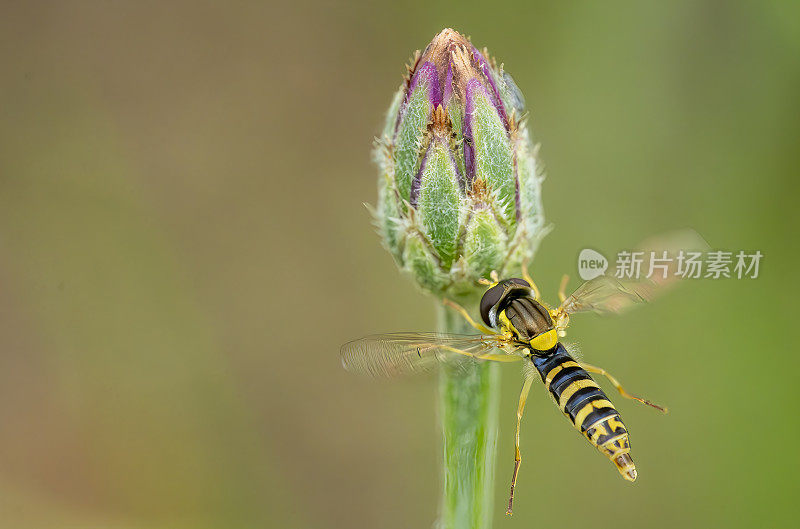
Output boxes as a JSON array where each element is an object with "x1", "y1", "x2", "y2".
[{"x1": 374, "y1": 29, "x2": 548, "y2": 296}]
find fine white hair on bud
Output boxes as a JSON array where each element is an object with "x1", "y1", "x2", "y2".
[{"x1": 375, "y1": 28, "x2": 548, "y2": 296}]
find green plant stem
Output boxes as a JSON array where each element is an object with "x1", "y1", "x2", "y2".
[{"x1": 438, "y1": 301, "x2": 500, "y2": 529}]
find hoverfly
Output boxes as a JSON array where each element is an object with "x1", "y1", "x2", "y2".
[{"x1": 341, "y1": 230, "x2": 707, "y2": 514}]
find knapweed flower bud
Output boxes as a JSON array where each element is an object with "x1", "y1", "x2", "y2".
[{"x1": 374, "y1": 28, "x2": 547, "y2": 296}]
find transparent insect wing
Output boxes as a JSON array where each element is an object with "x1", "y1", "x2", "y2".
[
  {"x1": 562, "y1": 341, "x2": 582, "y2": 359},
  {"x1": 340, "y1": 332, "x2": 523, "y2": 378},
  {"x1": 560, "y1": 229, "x2": 709, "y2": 315},
  {"x1": 630, "y1": 228, "x2": 710, "y2": 290},
  {"x1": 560, "y1": 275, "x2": 643, "y2": 315}
]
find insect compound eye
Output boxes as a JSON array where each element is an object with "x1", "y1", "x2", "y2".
[
  {"x1": 479, "y1": 283, "x2": 505, "y2": 327},
  {"x1": 507, "y1": 278, "x2": 531, "y2": 288}
]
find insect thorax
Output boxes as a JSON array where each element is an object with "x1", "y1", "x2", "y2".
[{"x1": 501, "y1": 296, "x2": 554, "y2": 342}]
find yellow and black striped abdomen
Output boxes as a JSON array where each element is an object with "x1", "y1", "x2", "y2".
[{"x1": 532, "y1": 343, "x2": 638, "y2": 482}]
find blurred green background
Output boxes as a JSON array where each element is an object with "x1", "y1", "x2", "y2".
[{"x1": 1, "y1": 1, "x2": 798, "y2": 528}]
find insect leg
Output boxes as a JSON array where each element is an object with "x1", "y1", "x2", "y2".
[
  {"x1": 579, "y1": 361, "x2": 668, "y2": 413},
  {"x1": 558, "y1": 274, "x2": 570, "y2": 304},
  {"x1": 520, "y1": 257, "x2": 541, "y2": 300},
  {"x1": 507, "y1": 366, "x2": 535, "y2": 515},
  {"x1": 474, "y1": 351, "x2": 524, "y2": 362},
  {"x1": 442, "y1": 298, "x2": 494, "y2": 334}
]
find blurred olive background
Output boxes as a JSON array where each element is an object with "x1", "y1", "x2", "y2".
[{"x1": 1, "y1": 1, "x2": 798, "y2": 528}]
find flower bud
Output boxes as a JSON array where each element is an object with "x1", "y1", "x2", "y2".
[{"x1": 375, "y1": 28, "x2": 547, "y2": 296}]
